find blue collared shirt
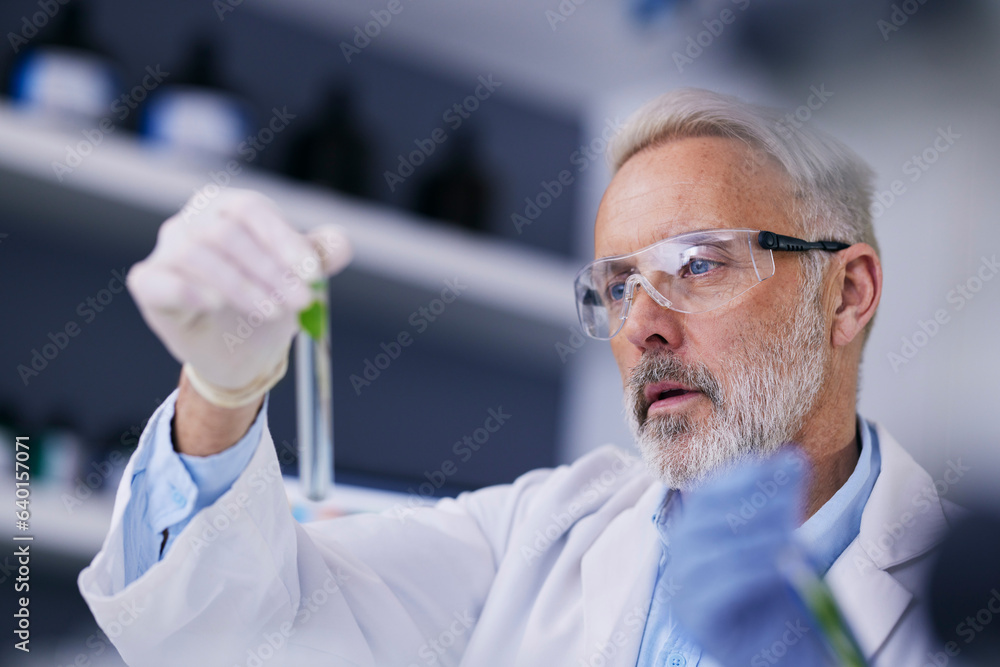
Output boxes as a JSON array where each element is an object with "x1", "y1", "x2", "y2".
[
  {"x1": 122, "y1": 388, "x2": 266, "y2": 586},
  {"x1": 634, "y1": 417, "x2": 882, "y2": 667}
]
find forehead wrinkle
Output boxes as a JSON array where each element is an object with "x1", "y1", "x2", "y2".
[
  {"x1": 601, "y1": 189, "x2": 736, "y2": 258},
  {"x1": 595, "y1": 136, "x2": 794, "y2": 258}
]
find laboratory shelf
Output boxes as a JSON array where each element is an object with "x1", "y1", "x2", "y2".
[{"x1": 0, "y1": 102, "x2": 579, "y2": 368}]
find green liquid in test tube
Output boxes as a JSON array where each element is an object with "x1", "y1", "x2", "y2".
[{"x1": 298, "y1": 281, "x2": 328, "y2": 341}]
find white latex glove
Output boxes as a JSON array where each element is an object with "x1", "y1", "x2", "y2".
[{"x1": 127, "y1": 188, "x2": 352, "y2": 407}]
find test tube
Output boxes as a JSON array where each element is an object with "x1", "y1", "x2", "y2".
[{"x1": 295, "y1": 280, "x2": 333, "y2": 501}]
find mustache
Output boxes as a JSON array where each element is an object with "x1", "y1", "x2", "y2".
[{"x1": 626, "y1": 351, "x2": 724, "y2": 421}]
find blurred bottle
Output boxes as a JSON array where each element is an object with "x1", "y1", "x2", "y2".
[
  {"x1": 0, "y1": 401, "x2": 20, "y2": 479},
  {"x1": 36, "y1": 414, "x2": 84, "y2": 489},
  {"x1": 630, "y1": 0, "x2": 685, "y2": 25},
  {"x1": 83, "y1": 423, "x2": 142, "y2": 496},
  {"x1": 413, "y1": 131, "x2": 493, "y2": 232},
  {"x1": 283, "y1": 87, "x2": 371, "y2": 198},
  {"x1": 140, "y1": 36, "x2": 253, "y2": 162},
  {"x1": 6, "y1": 1, "x2": 120, "y2": 126}
]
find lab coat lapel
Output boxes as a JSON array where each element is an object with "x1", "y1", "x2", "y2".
[
  {"x1": 579, "y1": 481, "x2": 664, "y2": 666},
  {"x1": 826, "y1": 542, "x2": 914, "y2": 658},
  {"x1": 825, "y1": 423, "x2": 949, "y2": 659}
]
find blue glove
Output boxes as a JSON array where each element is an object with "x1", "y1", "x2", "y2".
[{"x1": 664, "y1": 448, "x2": 838, "y2": 667}]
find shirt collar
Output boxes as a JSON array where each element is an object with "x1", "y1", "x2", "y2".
[{"x1": 795, "y1": 416, "x2": 882, "y2": 573}]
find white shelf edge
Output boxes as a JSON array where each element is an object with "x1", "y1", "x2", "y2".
[{"x1": 0, "y1": 102, "x2": 580, "y2": 329}]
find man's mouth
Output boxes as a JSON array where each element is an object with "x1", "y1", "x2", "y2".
[{"x1": 644, "y1": 381, "x2": 702, "y2": 413}]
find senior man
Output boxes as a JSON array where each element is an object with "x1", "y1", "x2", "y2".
[{"x1": 80, "y1": 89, "x2": 957, "y2": 666}]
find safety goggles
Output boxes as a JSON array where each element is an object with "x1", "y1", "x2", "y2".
[{"x1": 574, "y1": 229, "x2": 850, "y2": 340}]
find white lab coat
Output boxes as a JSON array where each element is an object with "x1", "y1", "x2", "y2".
[{"x1": 79, "y1": 403, "x2": 959, "y2": 667}]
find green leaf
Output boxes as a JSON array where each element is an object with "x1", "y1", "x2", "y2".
[{"x1": 299, "y1": 300, "x2": 327, "y2": 340}]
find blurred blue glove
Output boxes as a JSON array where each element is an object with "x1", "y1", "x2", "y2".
[{"x1": 664, "y1": 448, "x2": 838, "y2": 667}]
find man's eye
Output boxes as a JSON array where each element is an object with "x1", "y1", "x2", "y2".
[
  {"x1": 686, "y1": 258, "x2": 719, "y2": 276},
  {"x1": 607, "y1": 281, "x2": 626, "y2": 301}
]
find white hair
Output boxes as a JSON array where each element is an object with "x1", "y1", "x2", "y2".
[{"x1": 608, "y1": 87, "x2": 879, "y2": 341}]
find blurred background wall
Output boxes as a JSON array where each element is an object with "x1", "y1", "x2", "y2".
[{"x1": 0, "y1": 0, "x2": 997, "y2": 664}]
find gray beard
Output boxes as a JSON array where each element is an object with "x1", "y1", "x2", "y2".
[{"x1": 623, "y1": 290, "x2": 829, "y2": 490}]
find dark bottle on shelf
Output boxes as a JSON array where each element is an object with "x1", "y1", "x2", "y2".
[
  {"x1": 283, "y1": 88, "x2": 371, "y2": 198},
  {"x1": 0, "y1": 401, "x2": 23, "y2": 481},
  {"x1": 413, "y1": 131, "x2": 493, "y2": 233}
]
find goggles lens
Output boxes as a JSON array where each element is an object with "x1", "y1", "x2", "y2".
[{"x1": 574, "y1": 229, "x2": 776, "y2": 340}]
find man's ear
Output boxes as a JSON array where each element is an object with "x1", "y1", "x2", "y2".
[{"x1": 830, "y1": 243, "x2": 882, "y2": 348}]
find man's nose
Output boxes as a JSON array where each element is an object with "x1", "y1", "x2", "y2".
[{"x1": 620, "y1": 282, "x2": 683, "y2": 351}]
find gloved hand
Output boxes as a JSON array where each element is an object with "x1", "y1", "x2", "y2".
[
  {"x1": 126, "y1": 188, "x2": 352, "y2": 407},
  {"x1": 665, "y1": 449, "x2": 839, "y2": 667}
]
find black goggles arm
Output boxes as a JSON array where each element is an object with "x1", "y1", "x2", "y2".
[{"x1": 757, "y1": 231, "x2": 850, "y2": 253}]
